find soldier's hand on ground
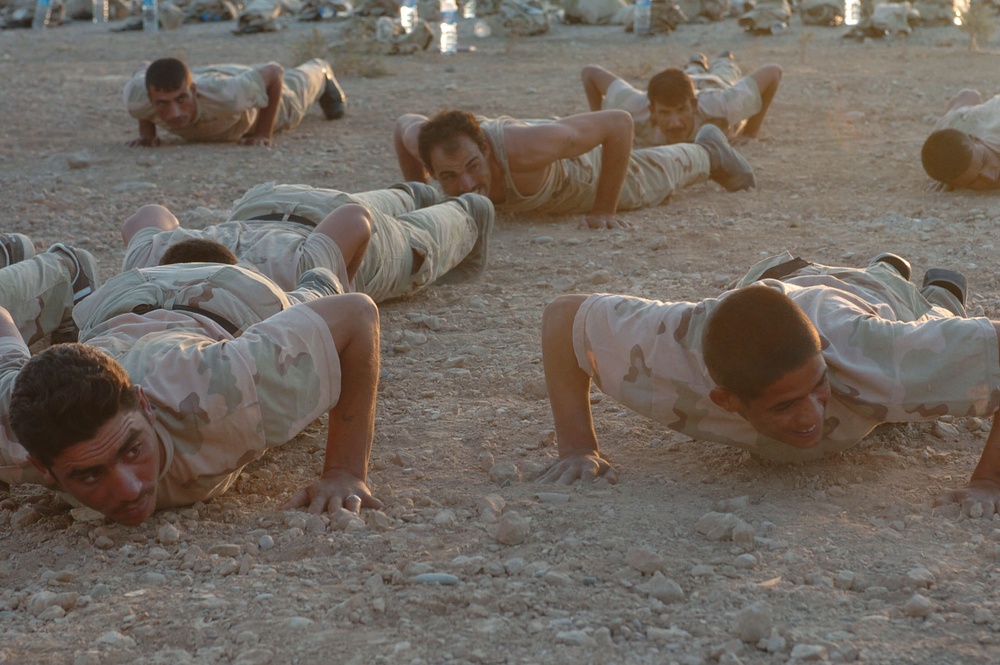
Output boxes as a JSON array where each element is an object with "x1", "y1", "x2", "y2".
[
  {"x1": 936, "y1": 478, "x2": 1000, "y2": 518},
  {"x1": 582, "y1": 214, "x2": 630, "y2": 230},
  {"x1": 538, "y1": 452, "x2": 618, "y2": 485},
  {"x1": 284, "y1": 469, "x2": 384, "y2": 514},
  {"x1": 238, "y1": 136, "x2": 273, "y2": 147},
  {"x1": 127, "y1": 136, "x2": 161, "y2": 147}
]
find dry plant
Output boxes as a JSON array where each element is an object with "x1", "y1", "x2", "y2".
[{"x1": 962, "y1": 0, "x2": 996, "y2": 51}]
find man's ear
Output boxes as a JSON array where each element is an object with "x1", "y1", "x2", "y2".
[
  {"x1": 136, "y1": 385, "x2": 155, "y2": 422},
  {"x1": 710, "y1": 387, "x2": 743, "y2": 414},
  {"x1": 27, "y1": 456, "x2": 59, "y2": 490},
  {"x1": 188, "y1": 81, "x2": 197, "y2": 96}
]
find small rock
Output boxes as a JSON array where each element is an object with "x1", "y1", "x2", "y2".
[
  {"x1": 904, "y1": 593, "x2": 934, "y2": 618},
  {"x1": 158, "y1": 523, "x2": 181, "y2": 545},
  {"x1": 494, "y1": 511, "x2": 530, "y2": 545},
  {"x1": 138, "y1": 572, "x2": 167, "y2": 586},
  {"x1": 257, "y1": 534, "x2": 275, "y2": 550},
  {"x1": 286, "y1": 617, "x2": 314, "y2": 629},
  {"x1": 735, "y1": 603, "x2": 771, "y2": 643},
  {"x1": 906, "y1": 566, "x2": 935, "y2": 588},
  {"x1": 790, "y1": 644, "x2": 828, "y2": 660},
  {"x1": 95, "y1": 631, "x2": 136, "y2": 648},
  {"x1": 554, "y1": 630, "x2": 596, "y2": 647},
  {"x1": 70, "y1": 507, "x2": 105, "y2": 523},
  {"x1": 695, "y1": 511, "x2": 741, "y2": 541},
  {"x1": 625, "y1": 547, "x2": 664, "y2": 574},
  {"x1": 477, "y1": 450, "x2": 495, "y2": 471},
  {"x1": 111, "y1": 181, "x2": 157, "y2": 193},
  {"x1": 733, "y1": 553, "x2": 757, "y2": 569},
  {"x1": 488, "y1": 461, "x2": 522, "y2": 484},
  {"x1": 208, "y1": 544, "x2": 241, "y2": 557},
  {"x1": 638, "y1": 571, "x2": 684, "y2": 603},
  {"x1": 732, "y1": 522, "x2": 755, "y2": 551},
  {"x1": 535, "y1": 492, "x2": 570, "y2": 504},
  {"x1": 412, "y1": 572, "x2": 460, "y2": 585}
]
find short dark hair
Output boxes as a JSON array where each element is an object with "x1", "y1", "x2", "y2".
[
  {"x1": 647, "y1": 68, "x2": 696, "y2": 108},
  {"x1": 417, "y1": 109, "x2": 489, "y2": 176},
  {"x1": 702, "y1": 285, "x2": 822, "y2": 402},
  {"x1": 10, "y1": 344, "x2": 138, "y2": 467},
  {"x1": 160, "y1": 238, "x2": 238, "y2": 266},
  {"x1": 145, "y1": 57, "x2": 192, "y2": 92},
  {"x1": 921, "y1": 129, "x2": 974, "y2": 184}
]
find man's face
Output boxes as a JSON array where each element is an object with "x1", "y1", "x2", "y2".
[
  {"x1": 649, "y1": 99, "x2": 696, "y2": 145},
  {"x1": 712, "y1": 354, "x2": 831, "y2": 449},
  {"x1": 148, "y1": 83, "x2": 197, "y2": 130},
  {"x1": 428, "y1": 135, "x2": 493, "y2": 199},
  {"x1": 947, "y1": 136, "x2": 1000, "y2": 191},
  {"x1": 33, "y1": 395, "x2": 160, "y2": 525}
]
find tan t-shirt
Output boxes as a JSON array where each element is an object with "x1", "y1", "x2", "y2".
[{"x1": 124, "y1": 64, "x2": 269, "y2": 143}]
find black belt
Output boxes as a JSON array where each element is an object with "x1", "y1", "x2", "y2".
[
  {"x1": 132, "y1": 304, "x2": 242, "y2": 336},
  {"x1": 249, "y1": 212, "x2": 316, "y2": 227},
  {"x1": 757, "y1": 257, "x2": 812, "y2": 282}
]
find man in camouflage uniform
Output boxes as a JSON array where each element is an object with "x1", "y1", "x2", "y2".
[
  {"x1": 0, "y1": 235, "x2": 381, "y2": 524},
  {"x1": 120, "y1": 181, "x2": 494, "y2": 303},
  {"x1": 538, "y1": 252, "x2": 1000, "y2": 515},
  {"x1": 580, "y1": 52, "x2": 783, "y2": 147},
  {"x1": 922, "y1": 89, "x2": 1000, "y2": 191},
  {"x1": 737, "y1": 0, "x2": 791, "y2": 33},
  {"x1": 123, "y1": 57, "x2": 347, "y2": 147},
  {"x1": 394, "y1": 108, "x2": 757, "y2": 231}
]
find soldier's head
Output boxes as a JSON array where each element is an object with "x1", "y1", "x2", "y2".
[
  {"x1": 11, "y1": 345, "x2": 161, "y2": 525},
  {"x1": 145, "y1": 58, "x2": 197, "y2": 130},
  {"x1": 647, "y1": 68, "x2": 697, "y2": 144},
  {"x1": 160, "y1": 238, "x2": 238, "y2": 266},
  {"x1": 921, "y1": 129, "x2": 1000, "y2": 191},
  {"x1": 703, "y1": 285, "x2": 830, "y2": 449},
  {"x1": 418, "y1": 109, "x2": 494, "y2": 198}
]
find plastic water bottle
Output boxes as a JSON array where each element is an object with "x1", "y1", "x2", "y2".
[
  {"x1": 32, "y1": 0, "x2": 53, "y2": 29},
  {"x1": 462, "y1": 0, "x2": 475, "y2": 19},
  {"x1": 400, "y1": 0, "x2": 417, "y2": 33},
  {"x1": 92, "y1": 0, "x2": 108, "y2": 22},
  {"x1": 633, "y1": 0, "x2": 651, "y2": 35},
  {"x1": 439, "y1": 0, "x2": 458, "y2": 54},
  {"x1": 142, "y1": 0, "x2": 159, "y2": 32}
]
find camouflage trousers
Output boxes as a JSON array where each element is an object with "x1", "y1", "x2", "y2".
[
  {"x1": 684, "y1": 53, "x2": 742, "y2": 92},
  {"x1": 0, "y1": 252, "x2": 76, "y2": 347},
  {"x1": 124, "y1": 182, "x2": 493, "y2": 304},
  {"x1": 0, "y1": 253, "x2": 79, "y2": 487},
  {"x1": 275, "y1": 59, "x2": 330, "y2": 133}
]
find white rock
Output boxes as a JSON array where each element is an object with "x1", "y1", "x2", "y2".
[
  {"x1": 790, "y1": 644, "x2": 828, "y2": 660},
  {"x1": 138, "y1": 572, "x2": 167, "y2": 586},
  {"x1": 494, "y1": 511, "x2": 530, "y2": 545},
  {"x1": 286, "y1": 617, "x2": 314, "y2": 629},
  {"x1": 488, "y1": 461, "x2": 522, "y2": 484},
  {"x1": 639, "y1": 571, "x2": 685, "y2": 603},
  {"x1": 904, "y1": 593, "x2": 934, "y2": 618},
  {"x1": 158, "y1": 523, "x2": 181, "y2": 545},
  {"x1": 733, "y1": 553, "x2": 757, "y2": 569},
  {"x1": 695, "y1": 511, "x2": 741, "y2": 540},
  {"x1": 70, "y1": 507, "x2": 105, "y2": 523},
  {"x1": 433, "y1": 509, "x2": 457, "y2": 525}
]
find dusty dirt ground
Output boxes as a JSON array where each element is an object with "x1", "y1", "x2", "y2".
[{"x1": 2, "y1": 12, "x2": 1000, "y2": 665}]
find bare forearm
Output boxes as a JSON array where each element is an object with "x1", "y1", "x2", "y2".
[
  {"x1": 542, "y1": 296, "x2": 601, "y2": 457},
  {"x1": 972, "y1": 413, "x2": 1000, "y2": 484}
]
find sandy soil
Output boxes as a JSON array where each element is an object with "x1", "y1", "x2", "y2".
[{"x1": 2, "y1": 12, "x2": 1000, "y2": 665}]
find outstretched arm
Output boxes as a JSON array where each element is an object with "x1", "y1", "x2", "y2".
[
  {"x1": 394, "y1": 114, "x2": 431, "y2": 182},
  {"x1": 940, "y1": 321, "x2": 1000, "y2": 516},
  {"x1": 538, "y1": 295, "x2": 618, "y2": 484},
  {"x1": 580, "y1": 65, "x2": 621, "y2": 112},
  {"x1": 285, "y1": 294, "x2": 384, "y2": 513},
  {"x1": 506, "y1": 110, "x2": 634, "y2": 229},
  {"x1": 741, "y1": 64, "x2": 782, "y2": 139},
  {"x1": 241, "y1": 62, "x2": 284, "y2": 146}
]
